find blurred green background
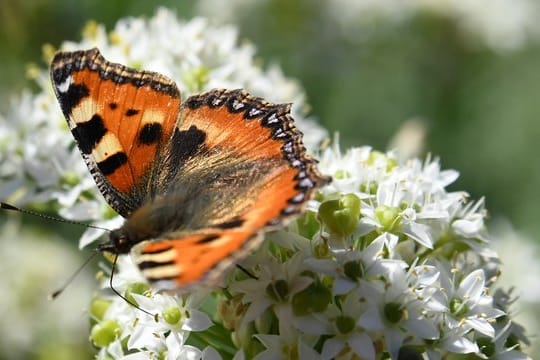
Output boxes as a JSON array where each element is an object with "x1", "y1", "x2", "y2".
[{"x1": 0, "y1": 0, "x2": 539, "y2": 358}]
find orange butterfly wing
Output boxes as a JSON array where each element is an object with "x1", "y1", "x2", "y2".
[{"x1": 50, "y1": 48, "x2": 180, "y2": 217}]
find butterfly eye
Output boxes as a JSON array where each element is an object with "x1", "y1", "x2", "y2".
[{"x1": 107, "y1": 229, "x2": 131, "y2": 254}]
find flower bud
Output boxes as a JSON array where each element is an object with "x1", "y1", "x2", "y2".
[
  {"x1": 90, "y1": 319, "x2": 121, "y2": 347},
  {"x1": 124, "y1": 282, "x2": 151, "y2": 306},
  {"x1": 292, "y1": 280, "x2": 332, "y2": 316},
  {"x1": 89, "y1": 298, "x2": 111, "y2": 322},
  {"x1": 374, "y1": 205, "x2": 400, "y2": 231},
  {"x1": 162, "y1": 306, "x2": 182, "y2": 325},
  {"x1": 318, "y1": 193, "x2": 361, "y2": 235}
]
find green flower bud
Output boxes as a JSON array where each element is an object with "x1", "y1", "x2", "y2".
[
  {"x1": 182, "y1": 66, "x2": 209, "y2": 92},
  {"x1": 89, "y1": 298, "x2": 111, "y2": 321},
  {"x1": 60, "y1": 171, "x2": 80, "y2": 187},
  {"x1": 124, "y1": 282, "x2": 151, "y2": 306},
  {"x1": 374, "y1": 205, "x2": 400, "y2": 231},
  {"x1": 296, "y1": 210, "x2": 321, "y2": 239},
  {"x1": 384, "y1": 302, "x2": 406, "y2": 324},
  {"x1": 335, "y1": 315, "x2": 356, "y2": 334},
  {"x1": 162, "y1": 306, "x2": 182, "y2": 325},
  {"x1": 367, "y1": 151, "x2": 386, "y2": 165},
  {"x1": 90, "y1": 320, "x2": 121, "y2": 347},
  {"x1": 102, "y1": 204, "x2": 119, "y2": 220},
  {"x1": 318, "y1": 193, "x2": 361, "y2": 235},
  {"x1": 360, "y1": 182, "x2": 378, "y2": 195},
  {"x1": 367, "y1": 151, "x2": 397, "y2": 172},
  {"x1": 343, "y1": 260, "x2": 363, "y2": 281},
  {"x1": 292, "y1": 280, "x2": 332, "y2": 316}
]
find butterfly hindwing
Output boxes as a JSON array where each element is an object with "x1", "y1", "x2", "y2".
[{"x1": 50, "y1": 48, "x2": 181, "y2": 217}]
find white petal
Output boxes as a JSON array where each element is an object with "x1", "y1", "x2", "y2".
[
  {"x1": 122, "y1": 352, "x2": 149, "y2": 360},
  {"x1": 184, "y1": 309, "x2": 213, "y2": 332},
  {"x1": 294, "y1": 315, "x2": 330, "y2": 335},
  {"x1": 304, "y1": 259, "x2": 339, "y2": 276},
  {"x1": 202, "y1": 346, "x2": 222, "y2": 360},
  {"x1": 443, "y1": 334, "x2": 479, "y2": 354},
  {"x1": 466, "y1": 317, "x2": 495, "y2": 337},
  {"x1": 457, "y1": 269, "x2": 485, "y2": 304},
  {"x1": 333, "y1": 277, "x2": 357, "y2": 295},
  {"x1": 402, "y1": 222, "x2": 433, "y2": 248},
  {"x1": 362, "y1": 234, "x2": 386, "y2": 261},
  {"x1": 405, "y1": 316, "x2": 439, "y2": 339},
  {"x1": 453, "y1": 218, "x2": 484, "y2": 237},
  {"x1": 299, "y1": 340, "x2": 322, "y2": 360},
  {"x1": 321, "y1": 337, "x2": 344, "y2": 360},
  {"x1": 243, "y1": 297, "x2": 273, "y2": 322},
  {"x1": 384, "y1": 328, "x2": 405, "y2": 360},
  {"x1": 348, "y1": 332, "x2": 375, "y2": 360},
  {"x1": 357, "y1": 306, "x2": 383, "y2": 330}
]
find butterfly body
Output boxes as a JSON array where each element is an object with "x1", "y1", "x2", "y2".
[{"x1": 51, "y1": 48, "x2": 329, "y2": 289}]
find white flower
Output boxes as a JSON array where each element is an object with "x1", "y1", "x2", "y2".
[
  {"x1": 231, "y1": 252, "x2": 313, "y2": 324},
  {"x1": 357, "y1": 264, "x2": 440, "y2": 359},
  {"x1": 319, "y1": 291, "x2": 376, "y2": 360},
  {"x1": 130, "y1": 293, "x2": 212, "y2": 337},
  {"x1": 432, "y1": 266, "x2": 505, "y2": 341},
  {"x1": 306, "y1": 233, "x2": 406, "y2": 294},
  {"x1": 254, "y1": 333, "x2": 321, "y2": 360}
]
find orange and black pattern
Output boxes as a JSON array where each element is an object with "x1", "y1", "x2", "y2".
[{"x1": 51, "y1": 48, "x2": 330, "y2": 289}]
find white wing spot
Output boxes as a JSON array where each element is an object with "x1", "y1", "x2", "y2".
[{"x1": 56, "y1": 76, "x2": 72, "y2": 93}]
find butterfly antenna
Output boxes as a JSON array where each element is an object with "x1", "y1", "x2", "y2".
[
  {"x1": 50, "y1": 249, "x2": 101, "y2": 299},
  {"x1": 1, "y1": 202, "x2": 110, "y2": 231},
  {"x1": 109, "y1": 254, "x2": 155, "y2": 317}
]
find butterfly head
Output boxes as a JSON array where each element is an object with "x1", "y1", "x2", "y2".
[{"x1": 99, "y1": 228, "x2": 134, "y2": 255}]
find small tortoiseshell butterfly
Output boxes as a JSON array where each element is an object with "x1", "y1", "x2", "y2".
[{"x1": 50, "y1": 48, "x2": 329, "y2": 290}]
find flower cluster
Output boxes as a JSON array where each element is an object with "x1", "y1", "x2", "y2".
[
  {"x1": 87, "y1": 143, "x2": 531, "y2": 359},
  {"x1": 0, "y1": 8, "x2": 533, "y2": 360}
]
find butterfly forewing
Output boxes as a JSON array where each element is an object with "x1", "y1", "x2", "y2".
[{"x1": 50, "y1": 48, "x2": 181, "y2": 217}]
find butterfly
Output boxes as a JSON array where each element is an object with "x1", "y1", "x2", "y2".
[{"x1": 50, "y1": 48, "x2": 330, "y2": 290}]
